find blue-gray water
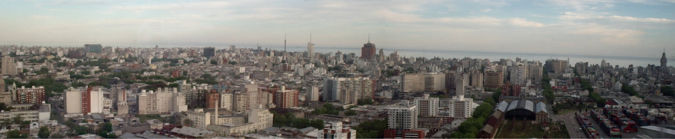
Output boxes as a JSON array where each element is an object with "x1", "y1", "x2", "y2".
[{"x1": 267, "y1": 46, "x2": 670, "y2": 67}]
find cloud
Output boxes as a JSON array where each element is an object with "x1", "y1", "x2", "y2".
[
  {"x1": 509, "y1": 18, "x2": 544, "y2": 27},
  {"x1": 561, "y1": 12, "x2": 675, "y2": 24}
]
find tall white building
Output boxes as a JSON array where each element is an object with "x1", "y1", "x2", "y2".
[
  {"x1": 319, "y1": 121, "x2": 357, "y2": 139},
  {"x1": 138, "y1": 88, "x2": 188, "y2": 114},
  {"x1": 1, "y1": 55, "x2": 17, "y2": 75},
  {"x1": 414, "y1": 94, "x2": 439, "y2": 117},
  {"x1": 307, "y1": 86, "x2": 320, "y2": 102},
  {"x1": 220, "y1": 93, "x2": 232, "y2": 111},
  {"x1": 509, "y1": 63, "x2": 529, "y2": 85},
  {"x1": 307, "y1": 33, "x2": 315, "y2": 59},
  {"x1": 65, "y1": 88, "x2": 83, "y2": 115},
  {"x1": 323, "y1": 77, "x2": 374, "y2": 105},
  {"x1": 448, "y1": 96, "x2": 474, "y2": 118},
  {"x1": 387, "y1": 100, "x2": 417, "y2": 129}
]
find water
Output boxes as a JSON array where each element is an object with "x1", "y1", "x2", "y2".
[{"x1": 271, "y1": 46, "x2": 669, "y2": 67}]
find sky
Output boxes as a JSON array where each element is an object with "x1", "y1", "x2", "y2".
[{"x1": 0, "y1": 0, "x2": 674, "y2": 58}]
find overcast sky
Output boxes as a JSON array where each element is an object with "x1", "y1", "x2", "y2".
[{"x1": 1, "y1": 0, "x2": 674, "y2": 57}]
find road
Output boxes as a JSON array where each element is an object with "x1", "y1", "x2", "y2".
[{"x1": 551, "y1": 112, "x2": 586, "y2": 138}]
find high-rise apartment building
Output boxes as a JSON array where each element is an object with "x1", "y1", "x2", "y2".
[
  {"x1": 138, "y1": 88, "x2": 188, "y2": 114},
  {"x1": 306, "y1": 86, "x2": 320, "y2": 102},
  {"x1": 527, "y1": 61, "x2": 543, "y2": 84},
  {"x1": 271, "y1": 86, "x2": 299, "y2": 108},
  {"x1": 11, "y1": 86, "x2": 45, "y2": 104},
  {"x1": 323, "y1": 77, "x2": 374, "y2": 105},
  {"x1": 509, "y1": 63, "x2": 528, "y2": 85},
  {"x1": 387, "y1": 100, "x2": 417, "y2": 129},
  {"x1": 65, "y1": 87, "x2": 106, "y2": 115},
  {"x1": 414, "y1": 94, "x2": 439, "y2": 117},
  {"x1": 484, "y1": 70, "x2": 504, "y2": 89},
  {"x1": 1, "y1": 55, "x2": 17, "y2": 75},
  {"x1": 469, "y1": 70, "x2": 483, "y2": 88}
]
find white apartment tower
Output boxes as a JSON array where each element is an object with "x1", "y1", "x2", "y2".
[{"x1": 387, "y1": 100, "x2": 418, "y2": 129}]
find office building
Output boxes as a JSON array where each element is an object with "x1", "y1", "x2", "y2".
[
  {"x1": 84, "y1": 44, "x2": 102, "y2": 53},
  {"x1": 361, "y1": 39, "x2": 376, "y2": 60},
  {"x1": 387, "y1": 100, "x2": 417, "y2": 129},
  {"x1": 203, "y1": 47, "x2": 215, "y2": 58},
  {"x1": 117, "y1": 90, "x2": 129, "y2": 115},
  {"x1": 544, "y1": 59, "x2": 568, "y2": 74},
  {"x1": 662, "y1": 51, "x2": 668, "y2": 71}
]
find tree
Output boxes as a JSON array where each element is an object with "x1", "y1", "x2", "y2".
[
  {"x1": 345, "y1": 110, "x2": 357, "y2": 116},
  {"x1": 661, "y1": 86, "x2": 674, "y2": 96},
  {"x1": 38, "y1": 126, "x2": 50, "y2": 138},
  {"x1": 7, "y1": 130, "x2": 27, "y2": 138},
  {"x1": 183, "y1": 119, "x2": 194, "y2": 127},
  {"x1": 353, "y1": 120, "x2": 387, "y2": 138},
  {"x1": 621, "y1": 83, "x2": 639, "y2": 96},
  {"x1": 97, "y1": 122, "x2": 116, "y2": 138},
  {"x1": 0, "y1": 103, "x2": 11, "y2": 111}
]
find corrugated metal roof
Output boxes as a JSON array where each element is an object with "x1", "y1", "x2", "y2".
[
  {"x1": 496, "y1": 101, "x2": 509, "y2": 112},
  {"x1": 524, "y1": 100, "x2": 534, "y2": 112},
  {"x1": 536, "y1": 102, "x2": 548, "y2": 113},
  {"x1": 507, "y1": 100, "x2": 519, "y2": 111}
]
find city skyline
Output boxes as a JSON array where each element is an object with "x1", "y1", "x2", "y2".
[{"x1": 1, "y1": 0, "x2": 675, "y2": 57}]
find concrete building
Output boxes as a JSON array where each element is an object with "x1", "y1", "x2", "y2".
[
  {"x1": 65, "y1": 88, "x2": 83, "y2": 115},
  {"x1": 306, "y1": 86, "x2": 320, "y2": 102},
  {"x1": 469, "y1": 70, "x2": 483, "y2": 88},
  {"x1": 509, "y1": 63, "x2": 528, "y2": 85},
  {"x1": 319, "y1": 121, "x2": 356, "y2": 139},
  {"x1": 203, "y1": 47, "x2": 215, "y2": 58},
  {"x1": 401, "y1": 73, "x2": 446, "y2": 93},
  {"x1": 207, "y1": 108, "x2": 273, "y2": 136},
  {"x1": 138, "y1": 88, "x2": 188, "y2": 114},
  {"x1": 414, "y1": 94, "x2": 439, "y2": 117},
  {"x1": 361, "y1": 39, "x2": 376, "y2": 60},
  {"x1": 387, "y1": 100, "x2": 417, "y2": 129},
  {"x1": 65, "y1": 87, "x2": 107, "y2": 115},
  {"x1": 220, "y1": 93, "x2": 233, "y2": 111},
  {"x1": 1, "y1": 55, "x2": 17, "y2": 75},
  {"x1": 527, "y1": 62, "x2": 543, "y2": 84},
  {"x1": 484, "y1": 70, "x2": 504, "y2": 89},
  {"x1": 271, "y1": 86, "x2": 299, "y2": 108},
  {"x1": 323, "y1": 77, "x2": 374, "y2": 105},
  {"x1": 117, "y1": 90, "x2": 129, "y2": 116},
  {"x1": 449, "y1": 96, "x2": 474, "y2": 118},
  {"x1": 187, "y1": 108, "x2": 211, "y2": 129},
  {"x1": 307, "y1": 34, "x2": 315, "y2": 60},
  {"x1": 84, "y1": 44, "x2": 102, "y2": 53},
  {"x1": 11, "y1": 86, "x2": 45, "y2": 105},
  {"x1": 0, "y1": 103, "x2": 51, "y2": 122}
]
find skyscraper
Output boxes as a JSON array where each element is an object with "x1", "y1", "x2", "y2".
[
  {"x1": 361, "y1": 36, "x2": 376, "y2": 60},
  {"x1": 661, "y1": 50, "x2": 668, "y2": 71},
  {"x1": 1, "y1": 55, "x2": 17, "y2": 75},
  {"x1": 203, "y1": 47, "x2": 215, "y2": 58},
  {"x1": 307, "y1": 33, "x2": 315, "y2": 60}
]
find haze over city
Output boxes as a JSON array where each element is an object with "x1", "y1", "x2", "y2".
[{"x1": 1, "y1": 0, "x2": 674, "y2": 58}]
